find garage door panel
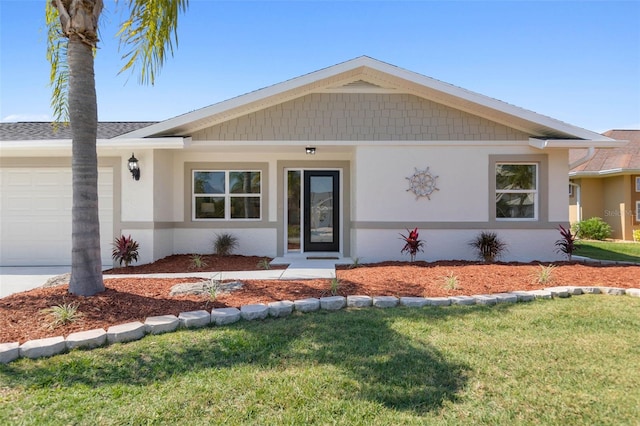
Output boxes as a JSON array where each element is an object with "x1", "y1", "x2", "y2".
[{"x1": 1, "y1": 167, "x2": 113, "y2": 266}]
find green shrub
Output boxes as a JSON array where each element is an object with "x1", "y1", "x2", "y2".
[
  {"x1": 214, "y1": 233, "x2": 238, "y2": 256},
  {"x1": 572, "y1": 217, "x2": 612, "y2": 240},
  {"x1": 634, "y1": 229, "x2": 640, "y2": 242}
]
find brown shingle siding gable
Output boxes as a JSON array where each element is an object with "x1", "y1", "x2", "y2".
[{"x1": 0, "y1": 122, "x2": 157, "y2": 141}]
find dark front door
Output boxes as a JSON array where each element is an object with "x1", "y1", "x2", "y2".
[{"x1": 304, "y1": 170, "x2": 339, "y2": 252}]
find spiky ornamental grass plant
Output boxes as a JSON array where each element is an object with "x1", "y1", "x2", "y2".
[
  {"x1": 111, "y1": 235, "x2": 139, "y2": 267},
  {"x1": 42, "y1": 302, "x2": 83, "y2": 328},
  {"x1": 533, "y1": 264, "x2": 556, "y2": 284},
  {"x1": 189, "y1": 254, "x2": 208, "y2": 270},
  {"x1": 214, "y1": 233, "x2": 238, "y2": 256},
  {"x1": 400, "y1": 228, "x2": 425, "y2": 262},
  {"x1": 469, "y1": 231, "x2": 507, "y2": 263}
]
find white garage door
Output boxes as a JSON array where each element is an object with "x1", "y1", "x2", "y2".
[{"x1": 0, "y1": 167, "x2": 114, "y2": 266}]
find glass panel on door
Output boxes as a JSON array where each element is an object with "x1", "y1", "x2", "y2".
[
  {"x1": 304, "y1": 171, "x2": 339, "y2": 252},
  {"x1": 287, "y1": 170, "x2": 301, "y2": 252}
]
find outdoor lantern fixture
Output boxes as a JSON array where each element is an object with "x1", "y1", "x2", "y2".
[
  {"x1": 305, "y1": 146, "x2": 316, "y2": 155},
  {"x1": 128, "y1": 153, "x2": 140, "y2": 181}
]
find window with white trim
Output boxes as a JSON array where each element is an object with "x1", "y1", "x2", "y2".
[
  {"x1": 495, "y1": 163, "x2": 538, "y2": 220},
  {"x1": 193, "y1": 170, "x2": 261, "y2": 220},
  {"x1": 636, "y1": 201, "x2": 640, "y2": 223},
  {"x1": 635, "y1": 176, "x2": 640, "y2": 192}
]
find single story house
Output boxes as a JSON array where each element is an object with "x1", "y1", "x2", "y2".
[
  {"x1": 569, "y1": 129, "x2": 640, "y2": 240},
  {"x1": 0, "y1": 56, "x2": 623, "y2": 267}
]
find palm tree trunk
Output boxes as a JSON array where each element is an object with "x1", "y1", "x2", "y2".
[{"x1": 67, "y1": 36, "x2": 104, "y2": 296}]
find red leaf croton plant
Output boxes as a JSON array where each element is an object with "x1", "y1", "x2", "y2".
[{"x1": 400, "y1": 227, "x2": 425, "y2": 262}]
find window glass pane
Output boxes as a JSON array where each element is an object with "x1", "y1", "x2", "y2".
[
  {"x1": 229, "y1": 171, "x2": 260, "y2": 194},
  {"x1": 194, "y1": 172, "x2": 225, "y2": 194},
  {"x1": 496, "y1": 164, "x2": 536, "y2": 190},
  {"x1": 230, "y1": 197, "x2": 261, "y2": 219},
  {"x1": 195, "y1": 196, "x2": 225, "y2": 218},
  {"x1": 496, "y1": 193, "x2": 535, "y2": 218},
  {"x1": 287, "y1": 170, "x2": 301, "y2": 251}
]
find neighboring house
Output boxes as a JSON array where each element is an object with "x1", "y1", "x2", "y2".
[
  {"x1": 0, "y1": 56, "x2": 623, "y2": 267},
  {"x1": 569, "y1": 130, "x2": 640, "y2": 241}
]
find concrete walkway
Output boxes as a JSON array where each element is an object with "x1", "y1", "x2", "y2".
[{"x1": 0, "y1": 258, "x2": 350, "y2": 298}]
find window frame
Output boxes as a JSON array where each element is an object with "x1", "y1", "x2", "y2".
[
  {"x1": 192, "y1": 169, "x2": 262, "y2": 221},
  {"x1": 495, "y1": 162, "x2": 539, "y2": 221},
  {"x1": 636, "y1": 201, "x2": 640, "y2": 223},
  {"x1": 635, "y1": 176, "x2": 640, "y2": 192}
]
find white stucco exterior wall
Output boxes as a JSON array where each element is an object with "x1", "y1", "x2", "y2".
[{"x1": 121, "y1": 149, "x2": 154, "y2": 222}]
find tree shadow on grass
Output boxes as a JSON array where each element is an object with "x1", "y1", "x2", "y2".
[{"x1": 0, "y1": 304, "x2": 518, "y2": 415}]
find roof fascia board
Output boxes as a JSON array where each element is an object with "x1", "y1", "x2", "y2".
[
  {"x1": 188, "y1": 139, "x2": 529, "y2": 148},
  {"x1": 0, "y1": 137, "x2": 187, "y2": 150},
  {"x1": 529, "y1": 137, "x2": 622, "y2": 149},
  {"x1": 569, "y1": 168, "x2": 640, "y2": 177}
]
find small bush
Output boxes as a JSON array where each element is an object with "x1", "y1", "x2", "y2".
[
  {"x1": 329, "y1": 278, "x2": 341, "y2": 296},
  {"x1": 469, "y1": 231, "x2": 507, "y2": 262},
  {"x1": 214, "y1": 233, "x2": 238, "y2": 256},
  {"x1": 443, "y1": 272, "x2": 459, "y2": 290},
  {"x1": 533, "y1": 264, "x2": 556, "y2": 284},
  {"x1": 572, "y1": 217, "x2": 612, "y2": 240},
  {"x1": 112, "y1": 235, "x2": 140, "y2": 267},
  {"x1": 257, "y1": 258, "x2": 271, "y2": 270},
  {"x1": 634, "y1": 229, "x2": 640, "y2": 242},
  {"x1": 555, "y1": 224, "x2": 578, "y2": 261},
  {"x1": 400, "y1": 228, "x2": 425, "y2": 262},
  {"x1": 42, "y1": 302, "x2": 83, "y2": 328},
  {"x1": 209, "y1": 279, "x2": 221, "y2": 300},
  {"x1": 189, "y1": 254, "x2": 208, "y2": 270}
]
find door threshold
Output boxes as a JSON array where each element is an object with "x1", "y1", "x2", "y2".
[{"x1": 306, "y1": 256, "x2": 340, "y2": 260}]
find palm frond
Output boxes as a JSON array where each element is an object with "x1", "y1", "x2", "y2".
[
  {"x1": 45, "y1": 2, "x2": 70, "y2": 124},
  {"x1": 117, "y1": 0, "x2": 189, "y2": 85}
]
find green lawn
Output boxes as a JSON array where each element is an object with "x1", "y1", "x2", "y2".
[
  {"x1": 2, "y1": 296, "x2": 640, "y2": 425},
  {"x1": 576, "y1": 240, "x2": 640, "y2": 263}
]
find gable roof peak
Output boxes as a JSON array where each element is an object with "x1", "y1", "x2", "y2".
[{"x1": 117, "y1": 57, "x2": 613, "y2": 143}]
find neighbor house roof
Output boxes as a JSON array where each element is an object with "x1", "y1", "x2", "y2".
[
  {"x1": 0, "y1": 122, "x2": 156, "y2": 141},
  {"x1": 117, "y1": 56, "x2": 617, "y2": 147},
  {"x1": 570, "y1": 130, "x2": 640, "y2": 176}
]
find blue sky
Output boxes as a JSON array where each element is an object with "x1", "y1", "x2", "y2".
[{"x1": 1, "y1": 0, "x2": 639, "y2": 133}]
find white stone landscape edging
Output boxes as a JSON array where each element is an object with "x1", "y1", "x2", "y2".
[{"x1": 1, "y1": 286, "x2": 639, "y2": 364}]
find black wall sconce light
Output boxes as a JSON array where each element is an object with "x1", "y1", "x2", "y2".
[
  {"x1": 128, "y1": 153, "x2": 140, "y2": 181},
  {"x1": 305, "y1": 146, "x2": 316, "y2": 155}
]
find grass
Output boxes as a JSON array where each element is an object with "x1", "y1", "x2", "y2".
[
  {"x1": 576, "y1": 240, "x2": 640, "y2": 263},
  {"x1": 1, "y1": 296, "x2": 639, "y2": 425}
]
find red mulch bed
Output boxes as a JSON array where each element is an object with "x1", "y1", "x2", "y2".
[{"x1": 1, "y1": 255, "x2": 638, "y2": 344}]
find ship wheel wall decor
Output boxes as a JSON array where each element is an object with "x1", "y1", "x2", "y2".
[{"x1": 406, "y1": 167, "x2": 439, "y2": 200}]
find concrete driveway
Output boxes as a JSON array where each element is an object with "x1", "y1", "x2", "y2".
[{"x1": 0, "y1": 266, "x2": 70, "y2": 298}]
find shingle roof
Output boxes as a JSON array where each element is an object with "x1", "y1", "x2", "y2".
[
  {"x1": 0, "y1": 122, "x2": 157, "y2": 141},
  {"x1": 570, "y1": 130, "x2": 640, "y2": 173}
]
